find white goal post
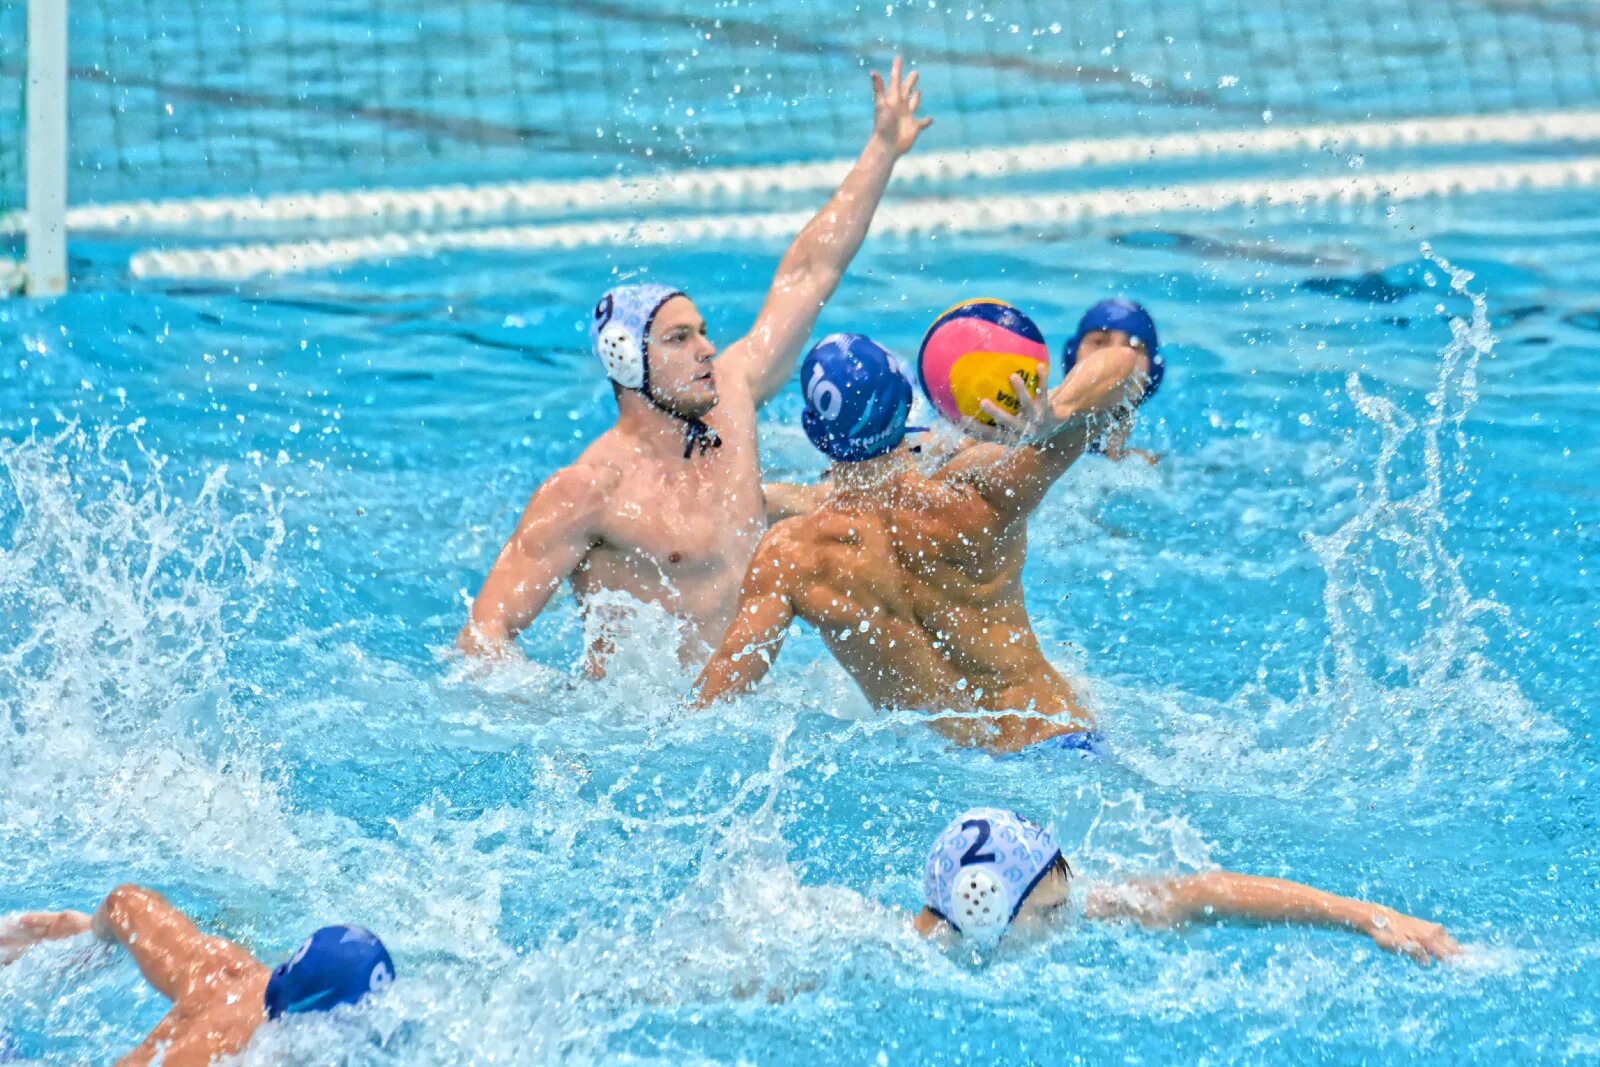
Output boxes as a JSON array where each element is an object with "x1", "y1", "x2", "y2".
[{"x1": 23, "y1": 0, "x2": 68, "y2": 297}]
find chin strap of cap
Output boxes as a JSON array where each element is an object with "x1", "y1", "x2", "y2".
[{"x1": 682, "y1": 418, "x2": 721, "y2": 459}]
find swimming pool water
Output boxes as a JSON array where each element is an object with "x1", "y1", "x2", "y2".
[{"x1": 1, "y1": 171, "x2": 1595, "y2": 1063}]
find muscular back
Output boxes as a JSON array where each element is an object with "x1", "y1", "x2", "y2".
[{"x1": 772, "y1": 463, "x2": 1088, "y2": 749}]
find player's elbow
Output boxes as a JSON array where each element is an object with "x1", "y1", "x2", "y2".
[
  {"x1": 103, "y1": 884, "x2": 154, "y2": 911},
  {"x1": 456, "y1": 622, "x2": 487, "y2": 657},
  {"x1": 773, "y1": 254, "x2": 840, "y2": 302},
  {"x1": 96, "y1": 884, "x2": 161, "y2": 938}
]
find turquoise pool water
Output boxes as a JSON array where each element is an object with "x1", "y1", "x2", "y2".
[
  {"x1": 3, "y1": 0, "x2": 1600, "y2": 1060},
  {"x1": 1, "y1": 180, "x2": 1596, "y2": 1063}
]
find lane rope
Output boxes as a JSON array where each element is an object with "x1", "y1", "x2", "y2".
[
  {"x1": 3, "y1": 108, "x2": 1597, "y2": 240},
  {"x1": 127, "y1": 155, "x2": 1600, "y2": 280}
]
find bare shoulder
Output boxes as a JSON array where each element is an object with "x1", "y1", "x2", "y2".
[
  {"x1": 1083, "y1": 878, "x2": 1179, "y2": 926},
  {"x1": 755, "y1": 516, "x2": 813, "y2": 561},
  {"x1": 125, "y1": 994, "x2": 264, "y2": 1067},
  {"x1": 709, "y1": 357, "x2": 761, "y2": 422},
  {"x1": 519, "y1": 452, "x2": 623, "y2": 525},
  {"x1": 932, "y1": 440, "x2": 1007, "y2": 480},
  {"x1": 745, "y1": 517, "x2": 817, "y2": 587},
  {"x1": 715, "y1": 333, "x2": 760, "y2": 383}
]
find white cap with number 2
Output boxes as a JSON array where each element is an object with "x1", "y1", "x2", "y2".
[{"x1": 923, "y1": 807, "x2": 1063, "y2": 944}]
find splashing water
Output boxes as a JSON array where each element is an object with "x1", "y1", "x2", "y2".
[
  {"x1": 0, "y1": 422, "x2": 296, "y2": 885},
  {"x1": 1119, "y1": 245, "x2": 1560, "y2": 805},
  {"x1": 1304, "y1": 247, "x2": 1558, "y2": 772}
]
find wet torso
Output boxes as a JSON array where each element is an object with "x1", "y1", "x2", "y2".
[
  {"x1": 781, "y1": 467, "x2": 1091, "y2": 752},
  {"x1": 571, "y1": 375, "x2": 767, "y2": 671}
]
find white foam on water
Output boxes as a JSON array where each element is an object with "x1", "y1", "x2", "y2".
[{"x1": 0, "y1": 421, "x2": 303, "y2": 882}]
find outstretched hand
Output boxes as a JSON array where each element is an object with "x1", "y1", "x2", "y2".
[
  {"x1": 1366, "y1": 909, "x2": 1461, "y2": 965},
  {"x1": 0, "y1": 910, "x2": 92, "y2": 965},
  {"x1": 872, "y1": 56, "x2": 933, "y2": 156}
]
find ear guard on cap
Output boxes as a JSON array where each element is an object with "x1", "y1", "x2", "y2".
[
  {"x1": 588, "y1": 284, "x2": 684, "y2": 393},
  {"x1": 949, "y1": 867, "x2": 1010, "y2": 945}
]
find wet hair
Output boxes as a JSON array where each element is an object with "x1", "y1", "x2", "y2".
[{"x1": 1050, "y1": 854, "x2": 1073, "y2": 883}]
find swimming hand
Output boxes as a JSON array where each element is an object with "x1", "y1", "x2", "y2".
[
  {"x1": 1364, "y1": 908, "x2": 1461, "y2": 965},
  {"x1": 871, "y1": 56, "x2": 933, "y2": 156},
  {"x1": 0, "y1": 911, "x2": 92, "y2": 964}
]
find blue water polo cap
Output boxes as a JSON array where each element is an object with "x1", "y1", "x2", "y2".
[
  {"x1": 1062, "y1": 298, "x2": 1163, "y2": 404},
  {"x1": 800, "y1": 334, "x2": 919, "y2": 463},
  {"x1": 924, "y1": 807, "x2": 1064, "y2": 944},
  {"x1": 264, "y1": 925, "x2": 395, "y2": 1020}
]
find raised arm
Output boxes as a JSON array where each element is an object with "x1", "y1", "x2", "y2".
[
  {"x1": 691, "y1": 532, "x2": 798, "y2": 706},
  {"x1": 458, "y1": 464, "x2": 610, "y2": 658},
  {"x1": 721, "y1": 57, "x2": 932, "y2": 405},
  {"x1": 92, "y1": 885, "x2": 260, "y2": 1001},
  {"x1": 938, "y1": 343, "x2": 1146, "y2": 524},
  {"x1": 1087, "y1": 871, "x2": 1461, "y2": 964}
]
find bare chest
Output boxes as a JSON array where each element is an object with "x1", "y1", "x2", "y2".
[{"x1": 588, "y1": 448, "x2": 764, "y2": 583}]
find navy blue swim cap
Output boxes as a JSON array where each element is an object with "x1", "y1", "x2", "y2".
[
  {"x1": 264, "y1": 925, "x2": 394, "y2": 1020},
  {"x1": 800, "y1": 334, "x2": 918, "y2": 463},
  {"x1": 1062, "y1": 298, "x2": 1163, "y2": 405}
]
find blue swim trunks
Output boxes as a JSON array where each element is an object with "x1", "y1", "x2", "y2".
[{"x1": 1008, "y1": 730, "x2": 1107, "y2": 760}]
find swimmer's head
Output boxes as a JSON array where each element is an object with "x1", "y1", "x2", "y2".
[
  {"x1": 591, "y1": 284, "x2": 719, "y2": 421},
  {"x1": 923, "y1": 808, "x2": 1069, "y2": 947},
  {"x1": 800, "y1": 334, "x2": 921, "y2": 463},
  {"x1": 1063, "y1": 298, "x2": 1163, "y2": 405},
  {"x1": 263, "y1": 925, "x2": 394, "y2": 1020}
]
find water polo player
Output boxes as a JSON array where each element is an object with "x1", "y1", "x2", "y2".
[
  {"x1": 459, "y1": 58, "x2": 934, "y2": 674},
  {"x1": 692, "y1": 314, "x2": 1144, "y2": 753},
  {"x1": 2, "y1": 885, "x2": 393, "y2": 1065},
  {"x1": 916, "y1": 808, "x2": 1460, "y2": 964},
  {"x1": 760, "y1": 296, "x2": 1167, "y2": 518},
  {"x1": 1054, "y1": 297, "x2": 1164, "y2": 462}
]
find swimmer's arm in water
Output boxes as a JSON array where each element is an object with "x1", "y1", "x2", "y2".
[
  {"x1": 691, "y1": 532, "x2": 798, "y2": 707},
  {"x1": 940, "y1": 344, "x2": 1146, "y2": 521},
  {"x1": 721, "y1": 56, "x2": 932, "y2": 405},
  {"x1": 763, "y1": 481, "x2": 828, "y2": 523},
  {"x1": 1086, "y1": 872, "x2": 1461, "y2": 965},
  {"x1": 93, "y1": 885, "x2": 259, "y2": 1001},
  {"x1": 459, "y1": 465, "x2": 609, "y2": 658},
  {"x1": 0, "y1": 909, "x2": 92, "y2": 964},
  {"x1": 911, "y1": 907, "x2": 957, "y2": 943}
]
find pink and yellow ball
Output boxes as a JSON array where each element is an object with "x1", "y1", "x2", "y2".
[{"x1": 917, "y1": 299, "x2": 1050, "y2": 426}]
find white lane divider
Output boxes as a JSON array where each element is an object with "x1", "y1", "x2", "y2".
[
  {"x1": 128, "y1": 156, "x2": 1600, "y2": 281},
  {"x1": 4, "y1": 108, "x2": 1598, "y2": 240}
]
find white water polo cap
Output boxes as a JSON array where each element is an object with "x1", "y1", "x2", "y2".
[
  {"x1": 924, "y1": 807, "x2": 1064, "y2": 944},
  {"x1": 590, "y1": 283, "x2": 686, "y2": 390}
]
